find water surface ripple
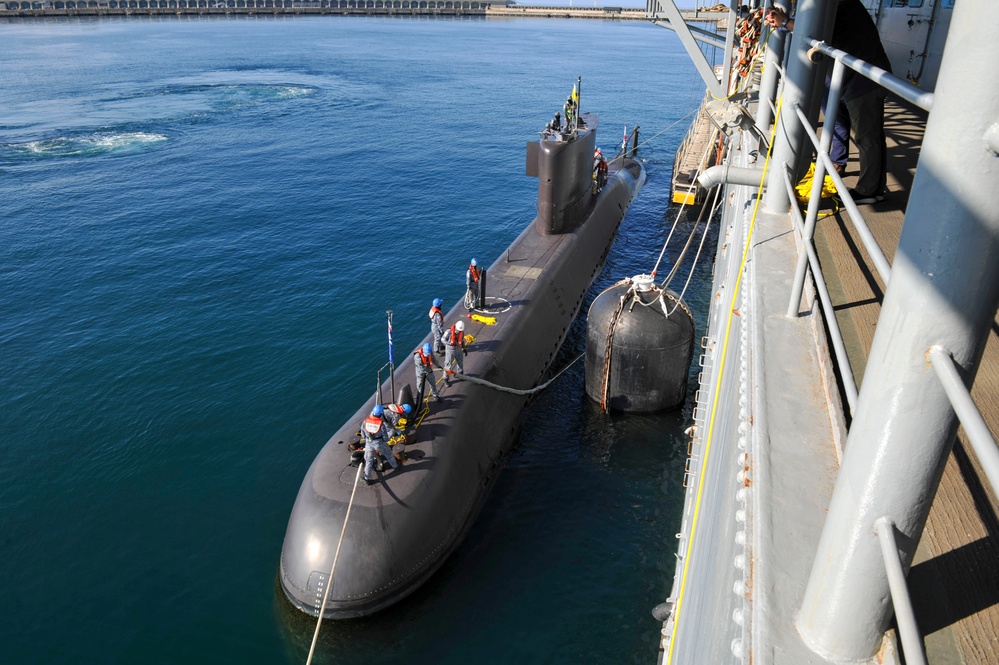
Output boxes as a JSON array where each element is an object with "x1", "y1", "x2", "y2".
[{"x1": 0, "y1": 15, "x2": 711, "y2": 664}]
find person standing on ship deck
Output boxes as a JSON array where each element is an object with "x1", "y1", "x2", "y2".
[
  {"x1": 443, "y1": 320, "x2": 466, "y2": 378},
  {"x1": 593, "y1": 148, "x2": 608, "y2": 191},
  {"x1": 415, "y1": 342, "x2": 443, "y2": 404},
  {"x1": 465, "y1": 259, "x2": 480, "y2": 311},
  {"x1": 766, "y1": 0, "x2": 891, "y2": 203},
  {"x1": 429, "y1": 297, "x2": 445, "y2": 354}
]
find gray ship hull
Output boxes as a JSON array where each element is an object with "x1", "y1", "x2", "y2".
[{"x1": 279, "y1": 123, "x2": 645, "y2": 618}]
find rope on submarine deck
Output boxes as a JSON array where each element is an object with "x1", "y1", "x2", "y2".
[
  {"x1": 452, "y1": 351, "x2": 584, "y2": 395},
  {"x1": 305, "y1": 462, "x2": 364, "y2": 665}
]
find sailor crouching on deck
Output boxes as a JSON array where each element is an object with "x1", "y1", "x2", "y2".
[
  {"x1": 385, "y1": 402, "x2": 412, "y2": 436},
  {"x1": 443, "y1": 320, "x2": 467, "y2": 378},
  {"x1": 415, "y1": 342, "x2": 443, "y2": 404},
  {"x1": 362, "y1": 405, "x2": 399, "y2": 485}
]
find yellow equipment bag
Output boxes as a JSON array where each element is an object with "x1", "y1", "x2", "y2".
[
  {"x1": 469, "y1": 313, "x2": 497, "y2": 325},
  {"x1": 794, "y1": 163, "x2": 838, "y2": 203}
]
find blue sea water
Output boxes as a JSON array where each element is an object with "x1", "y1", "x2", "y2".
[{"x1": 0, "y1": 15, "x2": 713, "y2": 664}]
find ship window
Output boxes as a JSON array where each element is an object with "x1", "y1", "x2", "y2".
[{"x1": 941, "y1": 0, "x2": 953, "y2": 7}]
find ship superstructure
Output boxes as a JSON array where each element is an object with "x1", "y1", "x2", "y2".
[{"x1": 647, "y1": 1, "x2": 999, "y2": 664}]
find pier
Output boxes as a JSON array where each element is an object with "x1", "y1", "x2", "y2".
[{"x1": 670, "y1": 92, "x2": 720, "y2": 206}]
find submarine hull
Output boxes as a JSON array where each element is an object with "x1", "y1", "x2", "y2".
[{"x1": 280, "y1": 123, "x2": 646, "y2": 618}]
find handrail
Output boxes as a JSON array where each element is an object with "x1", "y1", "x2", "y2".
[
  {"x1": 874, "y1": 517, "x2": 928, "y2": 665},
  {"x1": 783, "y1": 34, "x2": 934, "y2": 320},
  {"x1": 807, "y1": 39, "x2": 934, "y2": 112},
  {"x1": 781, "y1": 164, "x2": 859, "y2": 412},
  {"x1": 928, "y1": 346, "x2": 999, "y2": 497},
  {"x1": 792, "y1": 103, "x2": 892, "y2": 284}
]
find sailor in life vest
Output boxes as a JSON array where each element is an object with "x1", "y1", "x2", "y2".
[
  {"x1": 385, "y1": 402, "x2": 412, "y2": 433},
  {"x1": 415, "y1": 342, "x2": 443, "y2": 403},
  {"x1": 443, "y1": 320, "x2": 467, "y2": 376},
  {"x1": 361, "y1": 404, "x2": 399, "y2": 485},
  {"x1": 593, "y1": 148, "x2": 608, "y2": 190},
  {"x1": 465, "y1": 258, "x2": 480, "y2": 310},
  {"x1": 428, "y1": 297, "x2": 445, "y2": 354}
]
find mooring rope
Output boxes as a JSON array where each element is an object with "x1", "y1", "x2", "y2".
[
  {"x1": 616, "y1": 107, "x2": 698, "y2": 158},
  {"x1": 649, "y1": 127, "x2": 722, "y2": 279},
  {"x1": 656, "y1": 175, "x2": 716, "y2": 291},
  {"x1": 664, "y1": 184, "x2": 724, "y2": 317},
  {"x1": 453, "y1": 352, "x2": 584, "y2": 396},
  {"x1": 305, "y1": 462, "x2": 364, "y2": 665}
]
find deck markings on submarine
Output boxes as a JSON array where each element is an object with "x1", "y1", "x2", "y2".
[
  {"x1": 473, "y1": 296, "x2": 511, "y2": 314},
  {"x1": 503, "y1": 265, "x2": 543, "y2": 281}
]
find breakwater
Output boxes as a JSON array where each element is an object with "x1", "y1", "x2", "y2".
[
  {"x1": 0, "y1": 1, "x2": 725, "y2": 22},
  {"x1": 0, "y1": 0, "x2": 491, "y2": 15}
]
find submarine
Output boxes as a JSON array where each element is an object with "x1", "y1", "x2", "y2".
[{"x1": 279, "y1": 102, "x2": 646, "y2": 619}]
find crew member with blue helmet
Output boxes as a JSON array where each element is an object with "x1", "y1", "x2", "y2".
[
  {"x1": 465, "y1": 259, "x2": 480, "y2": 310},
  {"x1": 385, "y1": 402, "x2": 413, "y2": 431},
  {"x1": 361, "y1": 405, "x2": 399, "y2": 485},
  {"x1": 429, "y1": 298, "x2": 445, "y2": 354}
]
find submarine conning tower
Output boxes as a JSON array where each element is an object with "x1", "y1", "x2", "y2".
[{"x1": 527, "y1": 113, "x2": 598, "y2": 235}]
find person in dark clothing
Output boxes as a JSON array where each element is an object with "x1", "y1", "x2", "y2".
[{"x1": 766, "y1": 0, "x2": 892, "y2": 203}]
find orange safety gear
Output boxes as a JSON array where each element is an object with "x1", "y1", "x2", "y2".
[
  {"x1": 448, "y1": 324, "x2": 464, "y2": 347},
  {"x1": 363, "y1": 415, "x2": 385, "y2": 436}
]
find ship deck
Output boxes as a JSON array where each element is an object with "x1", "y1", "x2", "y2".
[
  {"x1": 814, "y1": 98, "x2": 999, "y2": 664},
  {"x1": 663, "y1": 96, "x2": 998, "y2": 665}
]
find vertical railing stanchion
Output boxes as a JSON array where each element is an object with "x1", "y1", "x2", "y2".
[
  {"x1": 786, "y1": 58, "x2": 845, "y2": 317},
  {"x1": 875, "y1": 517, "x2": 928, "y2": 665}
]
